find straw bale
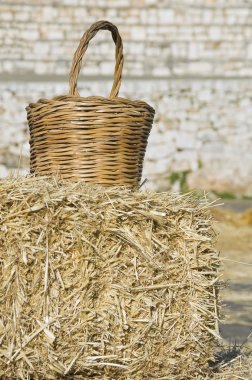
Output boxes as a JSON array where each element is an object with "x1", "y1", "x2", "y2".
[{"x1": 0, "y1": 176, "x2": 221, "y2": 379}]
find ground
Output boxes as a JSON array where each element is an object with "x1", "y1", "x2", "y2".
[{"x1": 211, "y1": 201, "x2": 252, "y2": 349}]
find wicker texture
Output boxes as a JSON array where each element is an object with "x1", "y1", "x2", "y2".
[{"x1": 26, "y1": 21, "x2": 155, "y2": 187}]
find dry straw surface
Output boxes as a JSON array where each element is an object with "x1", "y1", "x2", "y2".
[{"x1": 0, "y1": 175, "x2": 222, "y2": 379}]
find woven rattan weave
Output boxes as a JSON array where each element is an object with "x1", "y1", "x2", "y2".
[{"x1": 26, "y1": 20, "x2": 155, "y2": 187}]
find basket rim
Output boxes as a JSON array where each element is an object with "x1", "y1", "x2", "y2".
[{"x1": 26, "y1": 95, "x2": 155, "y2": 114}]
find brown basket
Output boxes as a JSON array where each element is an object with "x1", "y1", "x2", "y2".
[{"x1": 26, "y1": 20, "x2": 155, "y2": 187}]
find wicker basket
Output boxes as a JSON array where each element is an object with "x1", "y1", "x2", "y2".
[{"x1": 26, "y1": 20, "x2": 155, "y2": 187}]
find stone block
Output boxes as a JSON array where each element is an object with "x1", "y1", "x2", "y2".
[
  {"x1": 100, "y1": 61, "x2": 115, "y2": 75},
  {"x1": 41, "y1": 6, "x2": 58, "y2": 21},
  {"x1": 0, "y1": 12, "x2": 13, "y2": 21},
  {"x1": 145, "y1": 157, "x2": 170, "y2": 175},
  {"x1": 34, "y1": 62, "x2": 48, "y2": 74},
  {"x1": 21, "y1": 29, "x2": 39, "y2": 41},
  {"x1": 176, "y1": 133, "x2": 197, "y2": 149},
  {"x1": 34, "y1": 42, "x2": 50, "y2": 55},
  {"x1": 14, "y1": 11, "x2": 30, "y2": 21},
  {"x1": 2, "y1": 61, "x2": 14, "y2": 72},
  {"x1": 171, "y1": 151, "x2": 198, "y2": 172},
  {"x1": 152, "y1": 66, "x2": 171, "y2": 76},
  {"x1": 46, "y1": 29, "x2": 64, "y2": 40},
  {"x1": 209, "y1": 26, "x2": 222, "y2": 41},
  {"x1": 0, "y1": 165, "x2": 8, "y2": 178},
  {"x1": 157, "y1": 9, "x2": 174, "y2": 24},
  {"x1": 131, "y1": 26, "x2": 146, "y2": 40}
]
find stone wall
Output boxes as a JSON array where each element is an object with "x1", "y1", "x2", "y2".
[{"x1": 1, "y1": 0, "x2": 252, "y2": 195}]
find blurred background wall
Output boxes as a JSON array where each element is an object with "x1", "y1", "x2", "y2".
[{"x1": 1, "y1": 0, "x2": 252, "y2": 196}]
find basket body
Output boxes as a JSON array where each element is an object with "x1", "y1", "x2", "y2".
[
  {"x1": 27, "y1": 96, "x2": 154, "y2": 186},
  {"x1": 26, "y1": 21, "x2": 155, "y2": 187}
]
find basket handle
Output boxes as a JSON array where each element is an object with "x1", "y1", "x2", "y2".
[{"x1": 69, "y1": 20, "x2": 124, "y2": 98}]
